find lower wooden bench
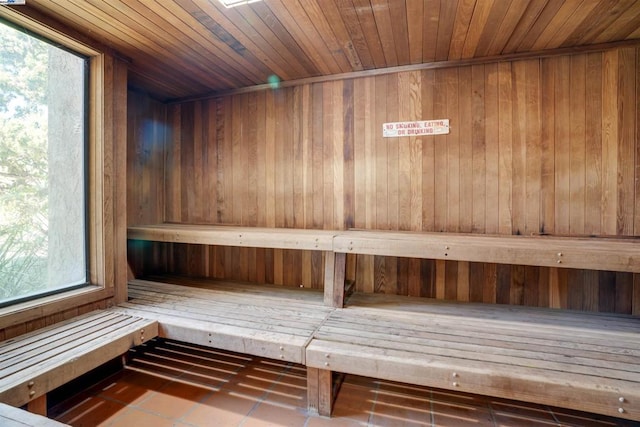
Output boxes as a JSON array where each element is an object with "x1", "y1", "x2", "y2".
[
  {"x1": 115, "y1": 277, "x2": 334, "y2": 364},
  {"x1": 0, "y1": 309, "x2": 157, "y2": 418},
  {"x1": 0, "y1": 402, "x2": 69, "y2": 426},
  {"x1": 306, "y1": 293, "x2": 640, "y2": 421}
]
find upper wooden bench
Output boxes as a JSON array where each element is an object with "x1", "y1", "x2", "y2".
[
  {"x1": 116, "y1": 277, "x2": 332, "y2": 364},
  {"x1": 128, "y1": 224, "x2": 345, "y2": 306},
  {"x1": 334, "y1": 230, "x2": 640, "y2": 273},
  {"x1": 127, "y1": 223, "x2": 336, "y2": 251},
  {"x1": 0, "y1": 309, "x2": 157, "y2": 417}
]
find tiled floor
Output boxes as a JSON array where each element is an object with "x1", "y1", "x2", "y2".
[{"x1": 49, "y1": 339, "x2": 636, "y2": 427}]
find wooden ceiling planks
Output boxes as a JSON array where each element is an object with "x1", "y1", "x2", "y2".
[{"x1": 14, "y1": 0, "x2": 640, "y2": 101}]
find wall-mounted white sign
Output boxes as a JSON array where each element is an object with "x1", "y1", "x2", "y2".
[
  {"x1": 382, "y1": 119, "x2": 449, "y2": 137},
  {"x1": 0, "y1": 0, "x2": 26, "y2": 4}
]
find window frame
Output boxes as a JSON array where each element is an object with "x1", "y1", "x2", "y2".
[
  {"x1": 0, "y1": 5, "x2": 123, "y2": 327},
  {"x1": 0, "y1": 18, "x2": 91, "y2": 307}
]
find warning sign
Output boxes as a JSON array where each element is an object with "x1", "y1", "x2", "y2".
[{"x1": 383, "y1": 119, "x2": 449, "y2": 137}]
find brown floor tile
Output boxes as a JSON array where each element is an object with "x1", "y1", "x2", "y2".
[
  {"x1": 552, "y1": 409, "x2": 628, "y2": 427},
  {"x1": 241, "y1": 400, "x2": 308, "y2": 427},
  {"x1": 490, "y1": 399, "x2": 555, "y2": 422},
  {"x1": 181, "y1": 389, "x2": 259, "y2": 426},
  {"x1": 55, "y1": 396, "x2": 127, "y2": 427},
  {"x1": 331, "y1": 382, "x2": 376, "y2": 423},
  {"x1": 108, "y1": 408, "x2": 178, "y2": 427},
  {"x1": 137, "y1": 379, "x2": 211, "y2": 419},
  {"x1": 431, "y1": 401, "x2": 494, "y2": 427},
  {"x1": 97, "y1": 369, "x2": 170, "y2": 405},
  {"x1": 305, "y1": 417, "x2": 367, "y2": 427},
  {"x1": 370, "y1": 385, "x2": 431, "y2": 427},
  {"x1": 493, "y1": 412, "x2": 560, "y2": 426}
]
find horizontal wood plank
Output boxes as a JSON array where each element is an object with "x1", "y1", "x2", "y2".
[
  {"x1": 0, "y1": 310, "x2": 157, "y2": 408},
  {"x1": 120, "y1": 278, "x2": 333, "y2": 364},
  {"x1": 334, "y1": 230, "x2": 640, "y2": 272},
  {"x1": 128, "y1": 224, "x2": 336, "y2": 251},
  {"x1": 0, "y1": 402, "x2": 68, "y2": 427}
]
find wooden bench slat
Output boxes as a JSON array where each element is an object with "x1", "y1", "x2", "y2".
[
  {"x1": 0, "y1": 311, "x2": 158, "y2": 408},
  {"x1": 113, "y1": 306, "x2": 309, "y2": 363},
  {"x1": 0, "y1": 402, "x2": 68, "y2": 427},
  {"x1": 318, "y1": 320, "x2": 640, "y2": 363},
  {"x1": 128, "y1": 224, "x2": 336, "y2": 251},
  {"x1": 0, "y1": 314, "x2": 148, "y2": 372},
  {"x1": 334, "y1": 231, "x2": 640, "y2": 272},
  {"x1": 314, "y1": 327, "x2": 640, "y2": 380},
  {"x1": 325, "y1": 311, "x2": 640, "y2": 349},
  {"x1": 306, "y1": 339, "x2": 640, "y2": 420},
  {"x1": 0, "y1": 311, "x2": 124, "y2": 355},
  {"x1": 129, "y1": 281, "x2": 328, "y2": 315}
]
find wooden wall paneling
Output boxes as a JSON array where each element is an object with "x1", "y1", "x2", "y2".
[
  {"x1": 433, "y1": 70, "x2": 447, "y2": 232},
  {"x1": 460, "y1": 0, "x2": 495, "y2": 58},
  {"x1": 389, "y1": 0, "x2": 410, "y2": 65},
  {"x1": 140, "y1": 46, "x2": 640, "y2": 313},
  {"x1": 510, "y1": 60, "x2": 527, "y2": 236},
  {"x1": 386, "y1": 74, "x2": 400, "y2": 231},
  {"x1": 585, "y1": 53, "x2": 603, "y2": 235},
  {"x1": 300, "y1": 85, "x2": 313, "y2": 229},
  {"x1": 421, "y1": 69, "x2": 435, "y2": 232},
  {"x1": 311, "y1": 84, "x2": 324, "y2": 228},
  {"x1": 634, "y1": 274, "x2": 640, "y2": 316},
  {"x1": 515, "y1": 1, "x2": 565, "y2": 53},
  {"x1": 254, "y1": 93, "x2": 267, "y2": 227},
  {"x1": 583, "y1": 270, "x2": 600, "y2": 312},
  {"x1": 397, "y1": 72, "x2": 412, "y2": 230},
  {"x1": 566, "y1": 269, "x2": 585, "y2": 310},
  {"x1": 265, "y1": 90, "x2": 277, "y2": 227},
  {"x1": 637, "y1": 47, "x2": 640, "y2": 237},
  {"x1": 602, "y1": 49, "x2": 619, "y2": 235},
  {"x1": 246, "y1": 92, "x2": 259, "y2": 226},
  {"x1": 554, "y1": 56, "x2": 571, "y2": 235},
  {"x1": 537, "y1": 266, "x2": 550, "y2": 308},
  {"x1": 618, "y1": 47, "x2": 636, "y2": 236},
  {"x1": 434, "y1": 0, "x2": 457, "y2": 62},
  {"x1": 409, "y1": 72, "x2": 423, "y2": 231},
  {"x1": 483, "y1": 263, "x2": 497, "y2": 304},
  {"x1": 100, "y1": 54, "x2": 114, "y2": 292},
  {"x1": 540, "y1": 58, "x2": 555, "y2": 234},
  {"x1": 484, "y1": 64, "x2": 499, "y2": 234},
  {"x1": 374, "y1": 75, "x2": 388, "y2": 229},
  {"x1": 525, "y1": 60, "x2": 541, "y2": 236},
  {"x1": 497, "y1": 62, "x2": 513, "y2": 234},
  {"x1": 333, "y1": 80, "x2": 346, "y2": 230},
  {"x1": 569, "y1": 55, "x2": 586, "y2": 235},
  {"x1": 458, "y1": 66, "x2": 473, "y2": 233},
  {"x1": 509, "y1": 265, "x2": 525, "y2": 305},
  {"x1": 343, "y1": 80, "x2": 355, "y2": 229},
  {"x1": 353, "y1": 78, "x2": 367, "y2": 229},
  {"x1": 615, "y1": 272, "x2": 633, "y2": 314},
  {"x1": 471, "y1": 64, "x2": 486, "y2": 233},
  {"x1": 445, "y1": 68, "x2": 460, "y2": 232},
  {"x1": 444, "y1": 260, "x2": 458, "y2": 300}
]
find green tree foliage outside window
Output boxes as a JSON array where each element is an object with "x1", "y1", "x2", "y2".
[{"x1": 0, "y1": 21, "x2": 87, "y2": 305}]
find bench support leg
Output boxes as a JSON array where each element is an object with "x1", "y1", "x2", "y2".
[
  {"x1": 307, "y1": 367, "x2": 333, "y2": 417},
  {"x1": 324, "y1": 252, "x2": 346, "y2": 308},
  {"x1": 27, "y1": 394, "x2": 46, "y2": 416}
]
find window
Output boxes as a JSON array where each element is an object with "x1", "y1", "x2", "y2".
[{"x1": 0, "y1": 19, "x2": 88, "y2": 306}]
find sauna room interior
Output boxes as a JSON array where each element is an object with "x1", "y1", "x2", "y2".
[{"x1": 0, "y1": 1, "x2": 639, "y2": 426}]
